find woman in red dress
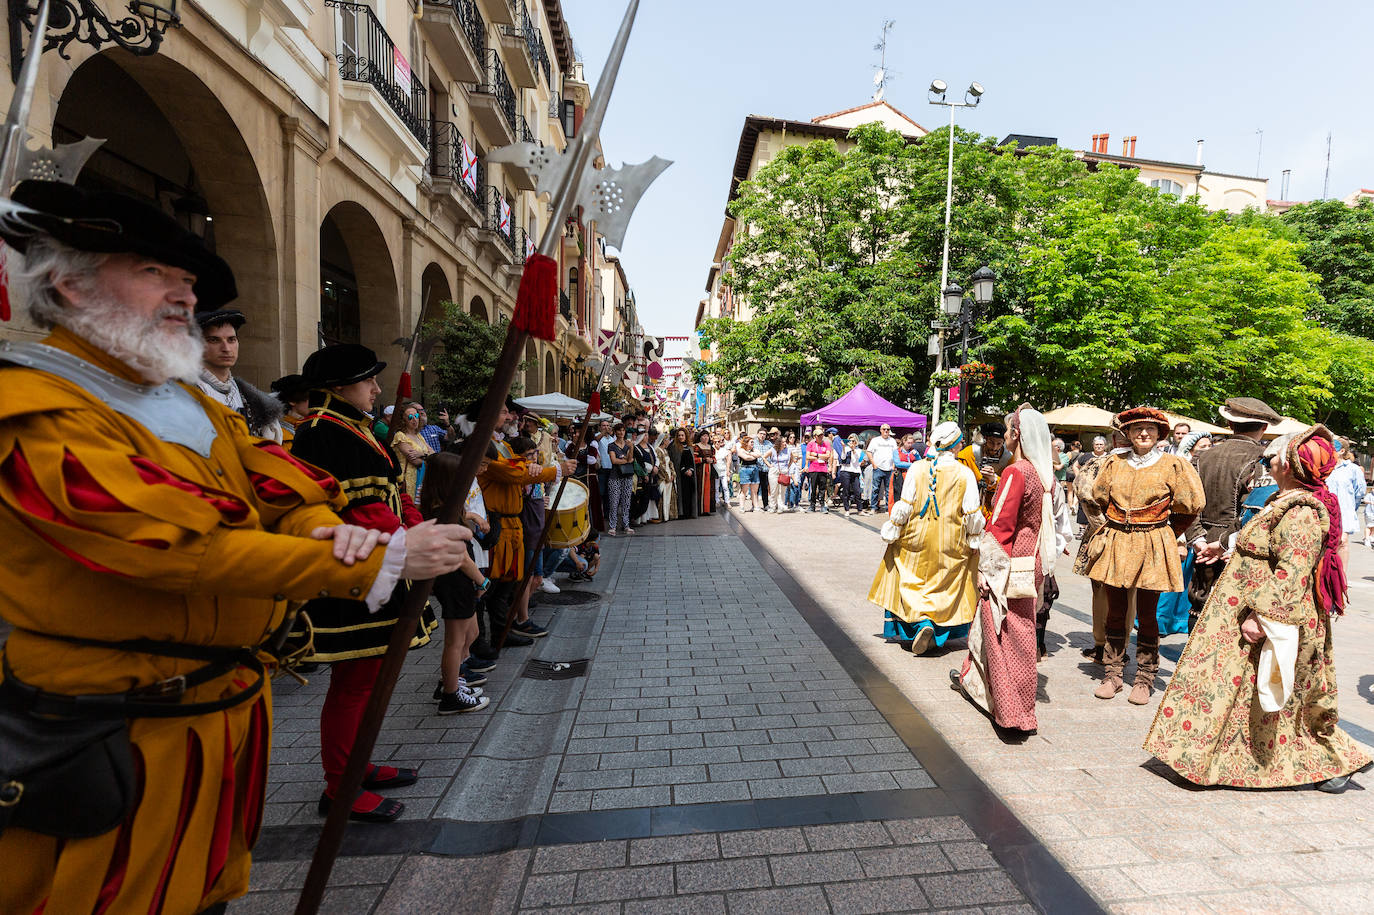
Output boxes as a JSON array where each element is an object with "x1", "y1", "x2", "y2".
[
  {"x1": 953, "y1": 405, "x2": 1059, "y2": 733},
  {"x1": 694, "y1": 430, "x2": 716, "y2": 515}
]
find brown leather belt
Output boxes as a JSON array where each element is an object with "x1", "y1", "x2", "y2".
[
  {"x1": 1105, "y1": 496, "x2": 1171, "y2": 528},
  {"x1": 1104, "y1": 518, "x2": 1168, "y2": 533}
]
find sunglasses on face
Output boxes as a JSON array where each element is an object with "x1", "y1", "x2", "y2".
[{"x1": 1260, "y1": 455, "x2": 1274, "y2": 471}]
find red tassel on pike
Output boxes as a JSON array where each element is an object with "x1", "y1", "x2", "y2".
[
  {"x1": 589, "y1": 391, "x2": 601, "y2": 415},
  {"x1": 512, "y1": 253, "x2": 558, "y2": 341},
  {"x1": 0, "y1": 239, "x2": 11, "y2": 322},
  {"x1": 398, "y1": 372, "x2": 412, "y2": 399}
]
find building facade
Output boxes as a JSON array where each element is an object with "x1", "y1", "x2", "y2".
[
  {"x1": 698, "y1": 101, "x2": 927, "y2": 432},
  {"x1": 0, "y1": 0, "x2": 621, "y2": 404}
]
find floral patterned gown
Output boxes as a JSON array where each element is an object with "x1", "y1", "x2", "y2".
[{"x1": 1144, "y1": 491, "x2": 1371, "y2": 787}]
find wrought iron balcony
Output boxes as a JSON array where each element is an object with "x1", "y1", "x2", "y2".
[
  {"x1": 497, "y1": 0, "x2": 538, "y2": 88},
  {"x1": 326, "y1": 0, "x2": 428, "y2": 144},
  {"x1": 484, "y1": 186, "x2": 517, "y2": 254},
  {"x1": 452, "y1": 0, "x2": 485, "y2": 55},
  {"x1": 471, "y1": 48, "x2": 517, "y2": 138},
  {"x1": 560, "y1": 290, "x2": 572, "y2": 321},
  {"x1": 427, "y1": 120, "x2": 483, "y2": 210},
  {"x1": 514, "y1": 113, "x2": 536, "y2": 145}
]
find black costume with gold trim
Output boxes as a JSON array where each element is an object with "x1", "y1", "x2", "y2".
[{"x1": 289, "y1": 391, "x2": 435, "y2": 660}]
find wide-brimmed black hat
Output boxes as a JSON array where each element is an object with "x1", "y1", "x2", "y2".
[
  {"x1": 301, "y1": 343, "x2": 386, "y2": 388},
  {"x1": 1, "y1": 180, "x2": 237, "y2": 309},
  {"x1": 980, "y1": 422, "x2": 1006, "y2": 439}
]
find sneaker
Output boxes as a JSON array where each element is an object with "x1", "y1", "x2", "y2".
[
  {"x1": 438, "y1": 690, "x2": 489, "y2": 715},
  {"x1": 539, "y1": 579, "x2": 561, "y2": 594},
  {"x1": 433, "y1": 679, "x2": 482, "y2": 700},
  {"x1": 459, "y1": 664, "x2": 488, "y2": 687},
  {"x1": 512, "y1": 620, "x2": 549, "y2": 638},
  {"x1": 504, "y1": 633, "x2": 535, "y2": 648},
  {"x1": 465, "y1": 655, "x2": 497, "y2": 673}
]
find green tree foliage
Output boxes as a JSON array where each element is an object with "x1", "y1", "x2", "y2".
[
  {"x1": 1279, "y1": 198, "x2": 1374, "y2": 338},
  {"x1": 700, "y1": 123, "x2": 1374, "y2": 436},
  {"x1": 422, "y1": 302, "x2": 528, "y2": 409}
]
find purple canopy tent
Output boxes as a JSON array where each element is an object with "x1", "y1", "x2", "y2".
[{"x1": 799, "y1": 382, "x2": 927, "y2": 430}]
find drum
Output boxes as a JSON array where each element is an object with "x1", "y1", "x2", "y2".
[{"x1": 547, "y1": 478, "x2": 592, "y2": 548}]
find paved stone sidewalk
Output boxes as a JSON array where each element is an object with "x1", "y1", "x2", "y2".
[
  {"x1": 229, "y1": 516, "x2": 1073, "y2": 913},
  {"x1": 735, "y1": 507, "x2": 1374, "y2": 915}
]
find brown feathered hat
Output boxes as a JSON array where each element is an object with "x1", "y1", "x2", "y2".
[{"x1": 1112, "y1": 406, "x2": 1171, "y2": 438}]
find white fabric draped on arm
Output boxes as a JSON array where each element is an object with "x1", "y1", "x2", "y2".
[{"x1": 1256, "y1": 615, "x2": 1299, "y2": 712}]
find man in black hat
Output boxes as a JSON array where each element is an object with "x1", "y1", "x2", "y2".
[
  {"x1": 291, "y1": 342, "x2": 453, "y2": 824},
  {"x1": 0, "y1": 182, "x2": 471, "y2": 914},
  {"x1": 1184, "y1": 396, "x2": 1282, "y2": 627},
  {"x1": 971, "y1": 422, "x2": 1008, "y2": 517},
  {"x1": 271, "y1": 372, "x2": 310, "y2": 446},
  {"x1": 195, "y1": 307, "x2": 283, "y2": 442}
]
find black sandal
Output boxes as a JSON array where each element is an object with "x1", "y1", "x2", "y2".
[
  {"x1": 317, "y1": 791, "x2": 406, "y2": 823},
  {"x1": 363, "y1": 765, "x2": 419, "y2": 790}
]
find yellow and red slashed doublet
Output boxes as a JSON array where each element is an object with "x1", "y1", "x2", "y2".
[
  {"x1": 0, "y1": 328, "x2": 385, "y2": 915},
  {"x1": 480, "y1": 450, "x2": 557, "y2": 582}
]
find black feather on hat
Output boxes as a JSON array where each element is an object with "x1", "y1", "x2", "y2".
[{"x1": 0, "y1": 180, "x2": 238, "y2": 309}]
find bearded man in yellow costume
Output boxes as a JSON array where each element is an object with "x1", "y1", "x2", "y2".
[
  {"x1": 870, "y1": 421, "x2": 985, "y2": 655},
  {"x1": 0, "y1": 181, "x2": 470, "y2": 915}
]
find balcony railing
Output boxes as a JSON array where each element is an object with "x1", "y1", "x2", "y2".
[
  {"x1": 450, "y1": 0, "x2": 485, "y2": 56},
  {"x1": 560, "y1": 290, "x2": 571, "y2": 321},
  {"x1": 484, "y1": 186, "x2": 516, "y2": 253},
  {"x1": 474, "y1": 48, "x2": 517, "y2": 133},
  {"x1": 326, "y1": 0, "x2": 428, "y2": 143},
  {"x1": 427, "y1": 120, "x2": 483, "y2": 208},
  {"x1": 513, "y1": 113, "x2": 536, "y2": 145}
]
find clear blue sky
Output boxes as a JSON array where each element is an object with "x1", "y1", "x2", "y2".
[{"x1": 561, "y1": 0, "x2": 1374, "y2": 359}]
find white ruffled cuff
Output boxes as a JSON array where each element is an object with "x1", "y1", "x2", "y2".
[{"x1": 363, "y1": 526, "x2": 407, "y2": 613}]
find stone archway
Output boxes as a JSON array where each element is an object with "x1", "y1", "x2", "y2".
[
  {"x1": 418, "y1": 263, "x2": 451, "y2": 405},
  {"x1": 544, "y1": 351, "x2": 556, "y2": 396},
  {"x1": 470, "y1": 295, "x2": 489, "y2": 322},
  {"x1": 54, "y1": 51, "x2": 279, "y2": 384},
  {"x1": 320, "y1": 202, "x2": 401, "y2": 394},
  {"x1": 524, "y1": 340, "x2": 539, "y2": 395}
]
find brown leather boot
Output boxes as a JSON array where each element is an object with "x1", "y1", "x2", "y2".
[
  {"x1": 1094, "y1": 642, "x2": 1125, "y2": 699},
  {"x1": 1128, "y1": 647, "x2": 1159, "y2": 705}
]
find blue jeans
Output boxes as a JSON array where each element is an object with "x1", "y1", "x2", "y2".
[{"x1": 870, "y1": 468, "x2": 893, "y2": 511}]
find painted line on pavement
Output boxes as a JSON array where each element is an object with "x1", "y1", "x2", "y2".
[{"x1": 723, "y1": 510, "x2": 1104, "y2": 915}]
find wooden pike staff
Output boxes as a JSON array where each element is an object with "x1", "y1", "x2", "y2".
[
  {"x1": 295, "y1": 3, "x2": 643, "y2": 911},
  {"x1": 493, "y1": 320, "x2": 621, "y2": 652}
]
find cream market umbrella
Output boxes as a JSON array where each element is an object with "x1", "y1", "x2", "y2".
[
  {"x1": 1163, "y1": 412, "x2": 1227, "y2": 436},
  {"x1": 1262, "y1": 416, "x2": 1312, "y2": 440},
  {"x1": 1041, "y1": 404, "x2": 1116, "y2": 432},
  {"x1": 514, "y1": 392, "x2": 590, "y2": 419}
]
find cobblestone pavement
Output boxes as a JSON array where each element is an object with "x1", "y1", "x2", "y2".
[
  {"x1": 734, "y1": 505, "x2": 1374, "y2": 915},
  {"x1": 228, "y1": 512, "x2": 1085, "y2": 914}
]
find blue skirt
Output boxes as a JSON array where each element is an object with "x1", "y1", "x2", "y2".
[
  {"x1": 883, "y1": 612, "x2": 970, "y2": 647},
  {"x1": 1149, "y1": 549, "x2": 1195, "y2": 635}
]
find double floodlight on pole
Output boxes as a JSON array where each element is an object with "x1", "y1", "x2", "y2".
[{"x1": 927, "y1": 78, "x2": 985, "y2": 425}]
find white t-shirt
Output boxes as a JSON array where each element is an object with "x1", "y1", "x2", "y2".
[{"x1": 868, "y1": 435, "x2": 899, "y2": 471}]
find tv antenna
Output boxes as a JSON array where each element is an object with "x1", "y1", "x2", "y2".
[
  {"x1": 1323, "y1": 132, "x2": 1332, "y2": 199},
  {"x1": 872, "y1": 19, "x2": 895, "y2": 102},
  {"x1": 1254, "y1": 127, "x2": 1263, "y2": 177}
]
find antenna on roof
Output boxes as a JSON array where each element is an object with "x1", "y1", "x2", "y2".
[
  {"x1": 1323, "y1": 132, "x2": 1332, "y2": 199},
  {"x1": 872, "y1": 19, "x2": 895, "y2": 102},
  {"x1": 1254, "y1": 127, "x2": 1263, "y2": 177}
]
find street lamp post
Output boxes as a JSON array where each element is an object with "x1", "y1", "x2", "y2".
[
  {"x1": 927, "y1": 79, "x2": 984, "y2": 425},
  {"x1": 956, "y1": 265, "x2": 995, "y2": 428}
]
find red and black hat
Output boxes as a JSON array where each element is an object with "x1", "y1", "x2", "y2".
[
  {"x1": 0, "y1": 180, "x2": 237, "y2": 309},
  {"x1": 1112, "y1": 406, "x2": 1171, "y2": 438}
]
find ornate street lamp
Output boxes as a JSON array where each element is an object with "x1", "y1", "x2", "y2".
[
  {"x1": 927, "y1": 78, "x2": 985, "y2": 424},
  {"x1": 8, "y1": 0, "x2": 181, "y2": 80}
]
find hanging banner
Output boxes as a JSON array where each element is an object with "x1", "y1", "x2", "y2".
[
  {"x1": 459, "y1": 138, "x2": 478, "y2": 193},
  {"x1": 525, "y1": 232, "x2": 535, "y2": 260},
  {"x1": 394, "y1": 48, "x2": 412, "y2": 96},
  {"x1": 499, "y1": 196, "x2": 511, "y2": 237}
]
